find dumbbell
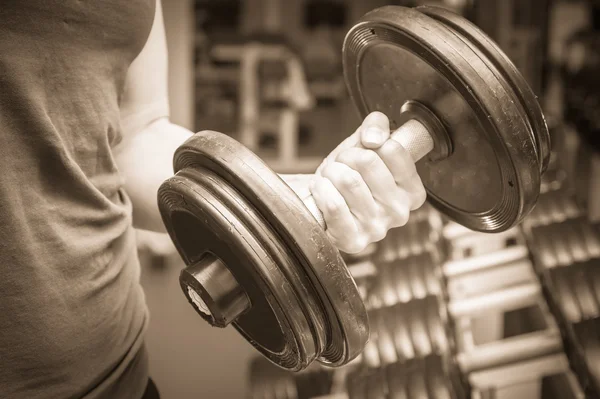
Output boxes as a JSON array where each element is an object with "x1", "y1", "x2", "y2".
[
  {"x1": 524, "y1": 217, "x2": 600, "y2": 396},
  {"x1": 543, "y1": 262, "x2": 600, "y2": 398},
  {"x1": 362, "y1": 251, "x2": 444, "y2": 309},
  {"x1": 157, "y1": 5, "x2": 550, "y2": 370},
  {"x1": 343, "y1": 348, "x2": 581, "y2": 399},
  {"x1": 521, "y1": 189, "x2": 581, "y2": 229},
  {"x1": 318, "y1": 282, "x2": 569, "y2": 398},
  {"x1": 361, "y1": 278, "x2": 554, "y2": 368},
  {"x1": 249, "y1": 357, "x2": 335, "y2": 399},
  {"x1": 362, "y1": 242, "x2": 534, "y2": 310},
  {"x1": 526, "y1": 217, "x2": 600, "y2": 270},
  {"x1": 526, "y1": 216, "x2": 600, "y2": 324}
]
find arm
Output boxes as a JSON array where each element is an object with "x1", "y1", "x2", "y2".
[
  {"x1": 115, "y1": 0, "x2": 192, "y2": 233},
  {"x1": 114, "y1": 0, "x2": 424, "y2": 252}
]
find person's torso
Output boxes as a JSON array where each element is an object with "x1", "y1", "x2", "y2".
[{"x1": 0, "y1": 1, "x2": 155, "y2": 398}]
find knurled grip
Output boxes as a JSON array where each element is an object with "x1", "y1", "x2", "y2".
[{"x1": 302, "y1": 119, "x2": 434, "y2": 230}]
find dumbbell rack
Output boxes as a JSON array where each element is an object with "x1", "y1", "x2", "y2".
[{"x1": 247, "y1": 155, "x2": 600, "y2": 398}]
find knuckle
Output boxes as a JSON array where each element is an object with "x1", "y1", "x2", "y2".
[
  {"x1": 339, "y1": 170, "x2": 363, "y2": 191},
  {"x1": 356, "y1": 149, "x2": 380, "y2": 170},
  {"x1": 413, "y1": 186, "x2": 428, "y2": 208},
  {"x1": 324, "y1": 198, "x2": 344, "y2": 217},
  {"x1": 379, "y1": 138, "x2": 405, "y2": 159},
  {"x1": 368, "y1": 223, "x2": 388, "y2": 242},
  {"x1": 345, "y1": 238, "x2": 368, "y2": 254},
  {"x1": 394, "y1": 207, "x2": 410, "y2": 227}
]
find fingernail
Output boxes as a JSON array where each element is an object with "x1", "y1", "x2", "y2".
[{"x1": 363, "y1": 127, "x2": 386, "y2": 147}]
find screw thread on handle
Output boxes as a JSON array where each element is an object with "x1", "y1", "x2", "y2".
[{"x1": 302, "y1": 119, "x2": 434, "y2": 230}]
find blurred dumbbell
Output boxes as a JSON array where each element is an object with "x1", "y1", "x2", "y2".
[
  {"x1": 526, "y1": 217, "x2": 600, "y2": 270},
  {"x1": 539, "y1": 262, "x2": 600, "y2": 398},
  {"x1": 249, "y1": 357, "x2": 298, "y2": 399},
  {"x1": 361, "y1": 277, "x2": 555, "y2": 370},
  {"x1": 361, "y1": 243, "x2": 535, "y2": 308},
  {"x1": 249, "y1": 357, "x2": 335, "y2": 399},
  {"x1": 524, "y1": 216, "x2": 600, "y2": 397},
  {"x1": 344, "y1": 347, "x2": 584, "y2": 399},
  {"x1": 521, "y1": 189, "x2": 582, "y2": 229},
  {"x1": 334, "y1": 284, "x2": 568, "y2": 398},
  {"x1": 362, "y1": 251, "x2": 444, "y2": 309}
]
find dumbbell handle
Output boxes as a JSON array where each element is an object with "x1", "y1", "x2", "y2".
[{"x1": 302, "y1": 119, "x2": 434, "y2": 229}]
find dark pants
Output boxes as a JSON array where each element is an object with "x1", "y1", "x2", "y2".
[{"x1": 142, "y1": 378, "x2": 161, "y2": 399}]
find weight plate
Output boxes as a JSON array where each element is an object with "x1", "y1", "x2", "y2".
[
  {"x1": 407, "y1": 299, "x2": 434, "y2": 358},
  {"x1": 572, "y1": 264, "x2": 600, "y2": 320},
  {"x1": 565, "y1": 223, "x2": 589, "y2": 264},
  {"x1": 407, "y1": 255, "x2": 429, "y2": 300},
  {"x1": 367, "y1": 368, "x2": 388, "y2": 399},
  {"x1": 343, "y1": 6, "x2": 542, "y2": 232},
  {"x1": 392, "y1": 261, "x2": 414, "y2": 304},
  {"x1": 589, "y1": 261, "x2": 600, "y2": 312},
  {"x1": 549, "y1": 267, "x2": 582, "y2": 324},
  {"x1": 424, "y1": 355, "x2": 456, "y2": 399},
  {"x1": 528, "y1": 218, "x2": 600, "y2": 272},
  {"x1": 416, "y1": 6, "x2": 550, "y2": 175},
  {"x1": 379, "y1": 262, "x2": 401, "y2": 307},
  {"x1": 296, "y1": 369, "x2": 334, "y2": 399},
  {"x1": 160, "y1": 131, "x2": 368, "y2": 369},
  {"x1": 406, "y1": 358, "x2": 428, "y2": 399},
  {"x1": 347, "y1": 372, "x2": 368, "y2": 399},
  {"x1": 572, "y1": 318, "x2": 600, "y2": 396},
  {"x1": 425, "y1": 295, "x2": 451, "y2": 357},
  {"x1": 390, "y1": 303, "x2": 417, "y2": 363},
  {"x1": 552, "y1": 224, "x2": 573, "y2": 267},
  {"x1": 367, "y1": 254, "x2": 441, "y2": 309},
  {"x1": 249, "y1": 357, "x2": 297, "y2": 399},
  {"x1": 581, "y1": 222, "x2": 600, "y2": 259},
  {"x1": 160, "y1": 169, "x2": 316, "y2": 370},
  {"x1": 375, "y1": 307, "x2": 400, "y2": 366}
]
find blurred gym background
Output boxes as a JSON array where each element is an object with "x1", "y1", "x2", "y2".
[{"x1": 137, "y1": 0, "x2": 600, "y2": 397}]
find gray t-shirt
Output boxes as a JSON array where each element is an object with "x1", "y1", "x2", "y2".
[{"x1": 0, "y1": 1, "x2": 156, "y2": 397}]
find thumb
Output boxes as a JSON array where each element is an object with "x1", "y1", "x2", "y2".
[{"x1": 360, "y1": 111, "x2": 390, "y2": 149}]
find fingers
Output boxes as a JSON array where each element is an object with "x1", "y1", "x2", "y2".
[
  {"x1": 377, "y1": 139, "x2": 427, "y2": 210},
  {"x1": 316, "y1": 111, "x2": 390, "y2": 175},
  {"x1": 335, "y1": 147, "x2": 410, "y2": 228},
  {"x1": 310, "y1": 175, "x2": 366, "y2": 254},
  {"x1": 319, "y1": 160, "x2": 383, "y2": 238},
  {"x1": 360, "y1": 111, "x2": 391, "y2": 149}
]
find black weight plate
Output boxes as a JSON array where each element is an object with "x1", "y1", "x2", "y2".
[
  {"x1": 347, "y1": 371, "x2": 369, "y2": 399},
  {"x1": 367, "y1": 368, "x2": 388, "y2": 399},
  {"x1": 424, "y1": 295, "x2": 450, "y2": 357},
  {"x1": 375, "y1": 306, "x2": 400, "y2": 367},
  {"x1": 343, "y1": 6, "x2": 540, "y2": 232},
  {"x1": 424, "y1": 355, "x2": 468, "y2": 399},
  {"x1": 389, "y1": 303, "x2": 417, "y2": 363},
  {"x1": 548, "y1": 266, "x2": 582, "y2": 324},
  {"x1": 386, "y1": 362, "x2": 409, "y2": 399},
  {"x1": 572, "y1": 318, "x2": 600, "y2": 397},
  {"x1": 406, "y1": 358, "x2": 428, "y2": 399},
  {"x1": 570, "y1": 263, "x2": 600, "y2": 321},
  {"x1": 161, "y1": 131, "x2": 369, "y2": 368},
  {"x1": 416, "y1": 6, "x2": 551, "y2": 174},
  {"x1": 160, "y1": 170, "x2": 316, "y2": 370}
]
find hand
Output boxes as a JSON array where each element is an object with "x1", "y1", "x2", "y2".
[{"x1": 310, "y1": 112, "x2": 427, "y2": 254}]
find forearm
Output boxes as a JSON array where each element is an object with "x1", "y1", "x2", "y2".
[
  {"x1": 115, "y1": 117, "x2": 193, "y2": 233},
  {"x1": 114, "y1": 120, "x2": 317, "y2": 234}
]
